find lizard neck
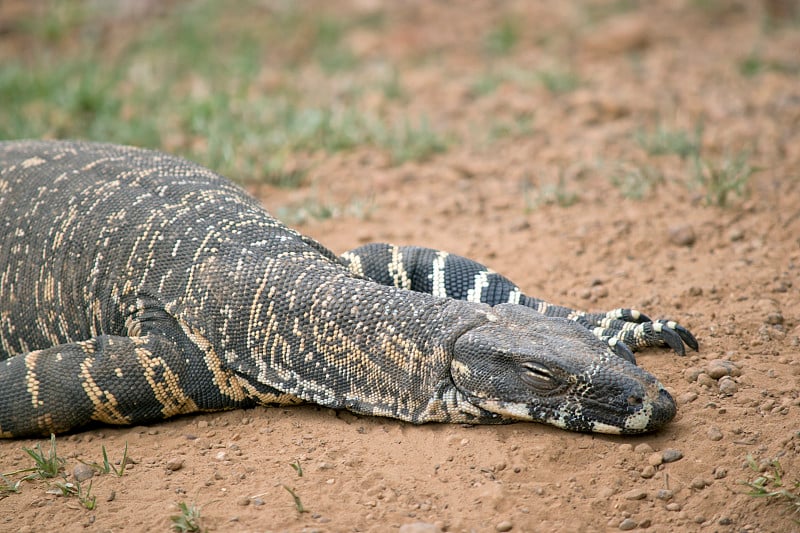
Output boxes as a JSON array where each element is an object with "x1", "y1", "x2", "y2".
[{"x1": 217, "y1": 254, "x2": 491, "y2": 421}]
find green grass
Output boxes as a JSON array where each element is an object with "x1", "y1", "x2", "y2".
[
  {"x1": 635, "y1": 124, "x2": 703, "y2": 159},
  {"x1": 52, "y1": 479, "x2": 97, "y2": 510},
  {"x1": 469, "y1": 67, "x2": 539, "y2": 99},
  {"x1": 484, "y1": 18, "x2": 520, "y2": 56},
  {"x1": 0, "y1": 1, "x2": 453, "y2": 186},
  {"x1": 470, "y1": 72, "x2": 504, "y2": 97},
  {"x1": 537, "y1": 68, "x2": 581, "y2": 94},
  {"x1": 485, "y1": 113, "x2": 535, "y2": 144},
  {"x1": 522, "y1": 174, "x2": 580, "y2": 211},
  {"x1": 276, "y1": 193, "x2": 374, "y2": 225},
  {"x1": 20, "y1": 434, "x2": 65, "y2": 480},
  {"x1": 0, "y1": 437, "x2": 131, "y2": 510},
  {"x1": 691, "y1": 152, "x2": 757, "y2": 207},
  {"x1": 378, "y1": 117, "x2": 449, "y2": 163},
  {"x1": 312, "y1": 17, "x2": 359, "y2": 73},
  {"x1": 0, "y1": 474, "x2": 21, "y2": 496},
  {"x1": 626, "y1": 123, "x2": 758, "y2": 206},
  {"x1": 80, "y1": 442, "x2": 129, "y2": 477},
  {"x1": 171, "y1": 502, "x2": 205, "y2": 533},
  {"x1": 742, "y1": 455, "x2": 800, "y2": 523},
  {"x1": 283, "y1": 485, "x2": 308, "y2": 513},
  {"x1": 289, "y1": 460, "x2": 303, "y2": 477},
  {"x1": 740, "y1": 51, "x2": 765, "y2": 78},
  {"x1": 609, "y1": 164, "x2": 664, "y2": 200},
  {"x1": 580, "y1": 0, "x2": 639, "y2": 24},
  {"x1": 17, "y1": 1, "x2": 93, "y2": 43},
  {"x1": 381, "y1": 68, "x2": 406, "y2": 101},
  {"x1": 739, "y1": 50, "x2": 800, "y2": 78}
]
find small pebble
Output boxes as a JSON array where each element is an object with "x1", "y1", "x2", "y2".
[
  {"x1": 656, "y1": 489, "x2": 673, "y2": 501},
  {"x1": 165, "y1": 458, "x2": 184, "y2": 471},
  {"x1": 106, "y1": 490, "x2": 116, "y2": 502},
  {"x1": 236, "y1": 497, "x2": 250, "y2": 506},
  {"x1": 618, "y1": 518, "x2": 637, "y2": 531},
  {"x1": 697, "y1": 373, "x2": 716, "y2": 388},
  {"x1": 707, "y1": 426, "x2": 723, "y2": 441},
  {"x1": 647, "y1": 452, "x2": 663, "y2": 467},
  {"x1": 666, "y1": 502, "x2": 682, "y2": 511},
  {"x1": 623, "y1": 488, "x2": 647, "y2": 500},
  {"x1": 678, "y1": 391, "x2": 698, "y2": 404},
  {"x1": 683, "y1": 367, "x2": 703, "y2": 383},
  {"x1": 73, "y1": 463, "x2": 95, "y2": 482},
  {"x1": 495, "y1": 521, "x2": 513, "y2": 532},
  {"x1": 661, "y1": 449, "x2": 683, "y2": 463},
  {"x1": 669, "y1": 224, "x2": 696, "y2": 246},
  {"x1": 640, "y1": 465, "x2": 656, "y2": 479},
  {"x1": 634, "y1": 443, "x2": 653, "y2": 454},
  {"x1": 694, "y1": 515, "x2": 706, "y2": 524},
  {"x1": 690, "y1": 477, "x2": 710, "y2": 489},
  {"x1": 706, "y1": 360, "x2": 741, "y2": 379},
  {"x1": 592, "y1": 285, "x2": 609, "y2": 298},
  {"x1": 509, "y1": 219, "x2": 531, "y2": 232},
  {"x1": 766, "y1": 312, "x2": 784, "y2": 325},
  {"x1": 718, "y1": 377, "x2": 738, "y2": 396},
  {"x1": 713, "y1": 467, "x2": 728, "y2": 479},
  {"x1": 252, "y1": 498, "x2": 265, "y2": 506}
]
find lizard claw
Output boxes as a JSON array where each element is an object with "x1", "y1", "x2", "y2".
[
  {"x1": 656, "y1": 322, "x2": 686, "y2": 356},
  {"x1": 605, "y1": 337, "x2": 636, "y2": 364},
  {"x1": 663, "y1": 320, "x2": 699, "y2": 352}
]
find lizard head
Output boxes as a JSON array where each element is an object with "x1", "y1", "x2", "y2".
[{"x1": 451, "y1": 303, "x2": 676, "y2": 434}]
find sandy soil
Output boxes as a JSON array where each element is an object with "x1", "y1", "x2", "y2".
[{"x1": 1, "y1": 1, "x2": 800, "y2": 532}]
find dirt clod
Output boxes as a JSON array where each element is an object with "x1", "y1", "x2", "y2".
[
  {"x1": 623, "y1": 488, "x2": 648, "y2": 500},
  {"x1": 706, "y1": 360, "x2": 741, "y2": 379},
  {"x1": 656, "y1": 489, "x2": 674, "y2": 501},
  {"x1": 661, "y1": 449, "x2": 684, "y2": 464},
  {"x1": 165, "y1": 458, "x2": 184, "y2": 471},
  {"x1": 668, "y1": 224, "x2": 696, "y2": 247},
  {"x1": 706, "y1": 426, "x2": 723, "y2": 441},
  {"x1": 495, "y1": 520, "x2": 513, "y2": 532},
  {"x1": 718, "y1": 377, "x2": 738, "y2": 396}
]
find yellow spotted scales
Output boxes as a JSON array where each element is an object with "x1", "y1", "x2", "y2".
[{"x1": 0, "y1": 141, "x2": 697, "y2": 438}]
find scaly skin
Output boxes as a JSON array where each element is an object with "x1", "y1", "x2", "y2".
[{"x1": 0, "y1": 140, "x2": 694, "y2": 437}]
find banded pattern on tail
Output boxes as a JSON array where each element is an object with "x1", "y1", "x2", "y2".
[{"x1": 342, "y1": 243, "x2": 698, "y2": 364}]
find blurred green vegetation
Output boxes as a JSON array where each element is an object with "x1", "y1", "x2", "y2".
[{"x1": 0, "y1": 1, "x2": 447, "y2": 185}]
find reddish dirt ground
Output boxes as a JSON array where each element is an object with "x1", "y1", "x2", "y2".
[{"x1": 1, "y1": 2, "x2": 800, "y2": 532}]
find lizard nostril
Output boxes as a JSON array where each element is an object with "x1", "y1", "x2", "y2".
[{"x1": 627, "y1": 395, "x2": 643, "y2": 406}]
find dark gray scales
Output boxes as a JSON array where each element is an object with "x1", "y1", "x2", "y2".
[{"x1": 0, "y1": 140, "x2": 696, "y2": 438}]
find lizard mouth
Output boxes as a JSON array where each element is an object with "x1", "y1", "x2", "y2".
[{"x1": 464, "y1": 378, "x2": 676, "y2": 435}]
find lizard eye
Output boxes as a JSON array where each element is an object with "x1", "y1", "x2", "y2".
[{"x1": 520, "y1": 362, "x2": 556, "y2": 388}]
